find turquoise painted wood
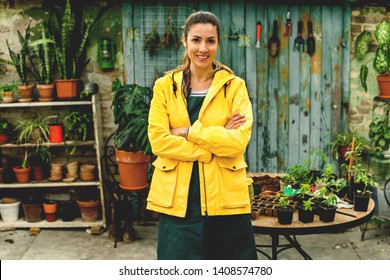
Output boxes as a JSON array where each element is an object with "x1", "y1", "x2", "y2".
[{"x1": 122, "y1": 1, "x2": 351, "y2": 173}]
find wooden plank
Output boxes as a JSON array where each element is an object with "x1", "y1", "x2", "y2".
[
  {"x1": 341, "y1": 3, "x2": 351, "y2": 132},
  {"x1": 298, "y1": 5, "x2": 311, "y2": 163},
  {"x1": 256, "y1": 4, "x2": 268, "y2": 172},
  {"x1": 231, "y1": 1, "x2": 246, "y2": 79},
  {"x1": 330, "y1": 6, "x2": 343, "y2": 142},
  {"x1": 277, "y1": 5, "x2": 289, "y2": 172},
  {"x1": 288, "y1": 6, "x2": 301, "y2": 167},
  {"x1": 309, "y1": 6, "x2": 324, "y2": 169},
  {"x1": 321, "y1": 6, "x2": 333, "y2": 156},
  {"x1": 133, "y1": 4, "x2": 143, "y2": 85},
  {"x1": 121, "y1": 2, "x2": 134, "y2": 84},
  {"x1": 216, "y1": 1, "x2": 230, "y2": 67},
  {"x1": 245, "y1": 0, "x2": 258, "y2": 172},
  {"x1": 267, "y1": 6, "x2": 278, "y2": 172}
]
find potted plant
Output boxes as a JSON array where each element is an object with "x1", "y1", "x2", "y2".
[
  {"x1": 369, "y1": 114, "x2": 390, "y2": 158},
  {"x1": 276, "y1": 195, "x2": 294, "y2": 225},
  {"x1": 13, "y1": 149, "x2": 31, "y2": 183},
  {"x1": 280, "y1": 159, "x2": 311, "y2": 189},
  {"x1": 298, "y1": 198, "x2": 316, "y2": 223},
  {"x1": 0, "y1": 82, "x2": 17, "y2": 103},
  {"x1": 317, "y1": 193, "x2": 338, "y2": 223},
  {"x1": 30, "y1": 146, "x2": 51, "y2": 181},
  {"x1": 315, "y1": 163, "x2": 336, "y2": 189},
  {"x1": 28, "y1": 23, "x2": 56, "y2": 101},
  {"x1": 329, "y1": 132, "x2": 353, "y2": 161},
  {"x1": 294, "y1": 183, "x2": 313, "y2": 206},
  {"x1": 14, "y1": 115, "x2": 50, "y2": 145},
  {"x1": 327, "y1": 177, "x2": 348, "y2": 199},
  {"x1": 111, "y1": 78, "x2": 152, "y2": 191},
  {"x1": 0, "y1": 117, "x2": 13, "y2": 144},
  {"x1": 48, "y1": 0, "x2": 101, "y2": 99},
  {"x1": 355, "y1": 19, "x2": 390, "y2": 98},
  {"x1": 0, "y1": 22, "x2": 36, "y2": 102},
  {"x1": 63, "y1": 111, "x2": 92, "y2": 155},
  {"x1": 352, "y1": 164, "x2": 379, "y2": 212}
]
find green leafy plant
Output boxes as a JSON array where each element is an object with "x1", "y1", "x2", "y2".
[
  {"x1": 0, "y1": 82, "x2": 18, "y2": 92},
  {"x1": 15, "y1": 115, "x2": 50, "y2": 145},
  {"x1": 276, "y1": 195, "x2": 291, "y2": 209},
  {"x1": 281, "y1": 160, "x2": 311, "y2": 187},
  {"x1": 111, "y1": 78, "x2": 152, "y2": 155},
  {"x1": 0, "y1": 117, "x2": 13, "y2": 135},
  {"x1": 322, "y1": 193, "x2": 338, "y2": 208},
  {"x1": 63, "y1": 111, "x2": 92, "y2": 155},
  {"x1": 353, "y1": 164, "x2": 379, "y2": 196},
  {"x1": 369, "y1": 114, "x2": 390, "y2": 158},
  {"x1": 355, "y1": 19, "x2": 390, "y2": 92},
  {"x1": 297, "y1": 183, "x2": 312, "y2": 198},
  {"x1": 28, "y1": 23, "x2": 56, "y2": 85},
  {"x1": 329, "y1": 132, "x2": 353, "y2": 161},
  {"x1": 302, "y1": 198, "x2": 314, "y2": 211},
  {"x1": 0, "y1": 22, "x2": 34, "y2": 85},
  {"x1": 316, "y1": 163, "x2": 336, "y2": 185},
  {"x1": 327, "y1": 177, "x2": 347, "y2": 194},
  {"x1": 48, "y1": 0, "x2": 103, "y2": 80}
]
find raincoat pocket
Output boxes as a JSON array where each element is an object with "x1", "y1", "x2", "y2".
[
  {"x1": 217, "y1": 158, "x2": 250, "y2": 208},
  {"x1": 147, "y1": 157, "x2": 179, "y2": 208}
]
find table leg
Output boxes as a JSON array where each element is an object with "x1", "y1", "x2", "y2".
[
  {"x1": 284, "y1": 235, "x2": 312, "y2": 260},
  {"x1": 271, "y1": 234, "x2": 279, "y2": 260}
]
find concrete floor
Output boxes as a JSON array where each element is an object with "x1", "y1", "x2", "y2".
[{"x1": 0, "y1": 222, "x2": 389, "y2": 260}]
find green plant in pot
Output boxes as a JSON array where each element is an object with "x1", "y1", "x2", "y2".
[
  {"x1": 329, "y1": 132, "x2": 353, "y2": 161},
  {"x1": 28, "y1": 23, "x2": 56, "y2": 101},
  {"x1": 13, "y1": 149, "x2": 31, "y2": 184},
  {"x1": 0, "y1": 82, "x2": 17, "y2": 103},
  {"x1": 352, "y1": 164, "x2": 379, "y2": 212},
  {"x1": 0, "y1": 117, "x2": 13, "y2": 144},
  {"x1": 47, "y1": 0, "x2": 104, "y2": 99},
  {"x1": 63, "y1": 111, "x2": 92, "y2": 155},
  {"x1": 276, "y1": 195, "x2": 294, "y2": 225},
  {"x1": 327, "y1": 177, "x2": 348, "y2": 198},
  {"x1": 0, "y1": 22, "x2": 36, "y2": 101},
  {"x1": 355, "y1": 19, "x2": 390, "y2": 98},
  {"x1": 111, "y1": 78, "x2": 152, "y2": 191},
  {"x1": 318, "y1": 193, "x2": 338, "y2": 223},
  {"x1": 369, "y1": 113, "x2": 390, "y2": 158},
  {"x1": 281, "y1": 160, "x2": 311, "y2": 189},
  {"x1": 14, "y1": 115, "x2": 50, "y2": 146},
  {"x1": 298, "y1": 198, "x2": 316, "y2": 223}
]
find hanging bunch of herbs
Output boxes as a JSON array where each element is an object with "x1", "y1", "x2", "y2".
[
  {"x1": 160, "y1": 8, "x2": 179, "y2": 49},
  {"x1": 143, "y1": 19, "x2": 160, "y2": 57}
]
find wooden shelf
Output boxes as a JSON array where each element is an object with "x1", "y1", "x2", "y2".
[
  {"x1": 0, "y1": 100, "x2": 92, "y2": 108},
  {"x1": 0, "y1": 217, "x2": 103, "y2": 228}
]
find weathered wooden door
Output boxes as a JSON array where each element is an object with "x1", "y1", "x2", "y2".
[{"x1": 122, "y1": 1, "x2": 351, "y2": 173}]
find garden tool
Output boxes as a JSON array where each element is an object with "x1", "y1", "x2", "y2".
[
  {"x1": 268, "y1": 19, "x2": 280, "y2": 57},
  {"x1": 283, "y1": 11, "x2": 292, "y2": 36},
  {"x1": 255, "y1": 21, "x2": 262, "y2": 48},
  {"x1": 294, "y1": 20, "x2": 304, "y2": 52},
  {"x1": 306, "y1": 20, "x2": 315, "y2": 56}
]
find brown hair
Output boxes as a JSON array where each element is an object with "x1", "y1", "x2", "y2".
[{"x1": 166, "y1": 11, "x2": 234, "y2": 75}]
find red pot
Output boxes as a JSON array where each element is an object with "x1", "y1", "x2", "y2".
[
  {"x1": 49, "y1": 124, "x2": 64, "y2": 143},
  {"x1": 0, "y1": 133, "x2": 9, "y2": 144}
]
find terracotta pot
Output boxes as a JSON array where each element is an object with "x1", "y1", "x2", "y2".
[
  {"x1": 32, "y1": 165, "x2": 44, "y2": 181},
  {"x1": 1, "y1": 90, "x2": 13, "y2": 103},
  {"x1": 37, "y1": 83, "x2": 55, "y2": 101},
  {"x1": 17, "y1": 84, "x2": 35, "y2": 102},
  {"x1": 115, "y1": 149, "x2": 150, "y2": 191},
  {"x1": 43, "y1": 202, "x2": 58, "y2": 222},
  {"x1": 13, "y1": 166, "x2": 31, "y2": 183},
  {"x1": 0, "y1": 133, "x2": 9, "y2": 144},
  {"x1": 22, "y1": 202, "x2": 43, "y2": 222},
  {"x1": 49, "y1": 124, "x2": 64, "y2": 143},
  {"x1": 76, "y1": 199, "x2": 100, "y2": 222},
  {"x1": 377, "y1": 73, "x2": 390, "y2": 99},
  {"x1": 55, "y1": 79, "x2": 79, "y2": 100}
]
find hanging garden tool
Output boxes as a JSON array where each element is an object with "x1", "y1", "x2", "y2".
[
  {"x1": 306, "y1": 20, "x2": 315, "y2": 56},
  {"x1": 268, "y1": 19, "x2": 280, "y2": 57},
  {"x1": 294, "y1": 20, "x2": 304, "y2": 52},
  {"x1": 255, "y1": 21, "x2": 262, "y2": 48},
  {"x1": 283, "y1": 11, "x2": 292, "y2": 37},
  {"x1": 161, "y1": 7, "x2": 179, "y2": 49}
]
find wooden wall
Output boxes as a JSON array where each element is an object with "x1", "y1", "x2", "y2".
[{"x1": 122, "y1": 1, "x2": 352, "y2": 173}]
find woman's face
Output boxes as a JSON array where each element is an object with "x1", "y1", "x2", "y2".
[{"x1": 182, "y1": 23, "x2": 218, "y2": 71}]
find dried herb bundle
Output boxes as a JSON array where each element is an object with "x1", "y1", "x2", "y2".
[
  {"x1": 143, "y1": 19, "x2": 160, "y2": 57},
  {"x1": 160, "y1": 8, "x2": 179, "y2": 49}
]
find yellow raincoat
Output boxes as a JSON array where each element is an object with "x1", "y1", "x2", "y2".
[{"x1": 147, "y1": 69, "x2": 253, "y2": 218}]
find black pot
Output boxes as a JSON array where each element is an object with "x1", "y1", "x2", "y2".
[
  {"x1": 277, "y1": 207, "x2": 294, "y2": 224},
  {"x1": 353, "y1": 193, "x2": 370, "y2": 212},
  {"x1": 318, "y1": 204, "x2": 336, "y2": 223},
  {"x1": 298, "y1": 205, "x2": 316, "y2": 223},
  {"x1": 60, "y1": 200, "x2": 79, "y2": 221}
]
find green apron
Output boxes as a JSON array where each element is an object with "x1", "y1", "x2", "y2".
[{"x1": 157, "y1": 92, "x2": 257, "y2": 260}]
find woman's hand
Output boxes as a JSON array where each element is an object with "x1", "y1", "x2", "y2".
[
  {"x1": 171, "y1": 127, "x2": 189, "y2": 138},
  {"x1": 225, "y1": 113, "x2": 246, "y2": 130}
]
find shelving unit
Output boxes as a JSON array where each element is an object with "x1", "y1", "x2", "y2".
[{"x1": 0, "y1": 95, "x2": 105, "y2": 230}]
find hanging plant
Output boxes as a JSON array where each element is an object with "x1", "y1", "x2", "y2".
[
  {"x1": 160, "y1": 8, "x2": 179, "y2": 49},
  {"x1": 143, "y1": 19, "x2": 160, "y2": 57}
]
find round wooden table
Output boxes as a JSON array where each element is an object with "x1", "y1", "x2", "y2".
[{"x1": 252, "y1": 199, "x2": 375, "y2": 259}]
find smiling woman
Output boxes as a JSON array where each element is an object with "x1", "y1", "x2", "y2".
[{"x1": 147, "y1": 11, "x2": 256, "y2": 260}]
